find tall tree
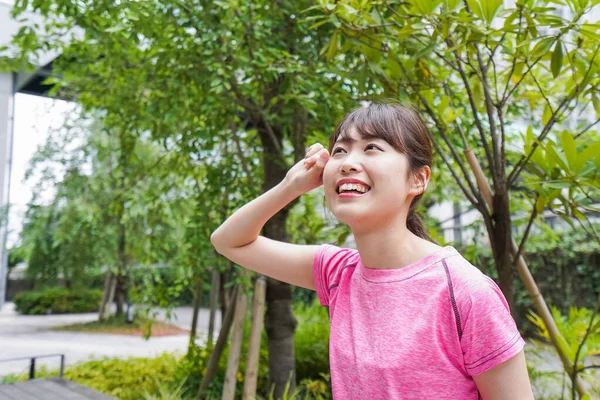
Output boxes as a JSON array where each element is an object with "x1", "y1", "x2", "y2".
[
  {"x1": 311, "y1": 0, "x2": 600, "y2": 394},
  {"x1": 21, "y1": 115, "x2": 191, "y2": 318},
  {"x1": 4, "y1": 0, "x2": 355, "y2": 395},
  {"x1": 313, "y1": 0, "x2": 600, "y2": 310}
]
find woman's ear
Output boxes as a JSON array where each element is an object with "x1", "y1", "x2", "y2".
[{"x1": 410, "y1": 166, "x2": 431, "y2": 196}]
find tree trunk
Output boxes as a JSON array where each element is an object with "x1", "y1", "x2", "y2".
[
  {"x1": 489, "y1": 192, "x2": 515, "y2": 314},
  {"x1": 98, "y1": 270, "x2": 114, "y2": 321},
  {"x1": 100, "y1": 272, "x2": 117, "y2": 321},
  {"x1": 258, "y1": 119, "x2": 299, "y2": 399},
  {"x1": 115, "y1": 278, "x2": 125, "y2": 316},
  {"x1": 465, "y1": 149, "x2": 589, "y2": 397},
  {"x1": 197, "y1": 287, "x2": 239, "y2": 399},
  {"x1": 208, "y1": 267, "x2": 220, "y2": 347},
  {"x1": 115, "y1": 223, "x2": 127, "y2": 316},
  {"x1": 219, "y1": 266, "x2": 233, "y2": 318},
  {"x1": 222, "y1": 283, "x2": 248, "y2": 400},
  {"x1": 243, "y1": 276, "x2": 266, "y2": 400},
  {"x1": 189, "y1": 274, "x2": 203, "y2": 349},
  {"x1": 265, "y1": 277, "x2": 296, "y2": 398}
]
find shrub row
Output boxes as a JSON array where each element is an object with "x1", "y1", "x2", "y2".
[{"x1": 13, "y1": 287, "x2": 103, "y2": 315}]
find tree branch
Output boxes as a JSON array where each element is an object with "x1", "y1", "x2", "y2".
[
  {"x1": 229, "y1": 118, "x2": 255, "y2": 187},
  {"x1": 571, "y1": 291, "x2": 600, "y2": 400},
  {"x1": 396, "y1": 63, "x2": 480, "y2": 206},
  {"x1": 507, "y1": 45, "x2": 600, "y2": 188},
  {"x1": 501, "y1": 36, "x2": 560, "y2": 107},
  {"x1": 473, "y1": 43, "x2": 503, "y2": 192},
  {"x1": 575, "y1": 117, "x2": 600, "y2": 139},
  {"x1": 513, "y1": 198, "x2": 538, "y2": 269},
  {"x1": 525, "y1": 62, "x2": 555, "y2": 114},
  {"x1": 444, "y1": 38, "x2": 497, "y2": 182}
]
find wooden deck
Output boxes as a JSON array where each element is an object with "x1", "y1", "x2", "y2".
[{"x1": 0, "y1": 378, "x2": 116, "y2": 399}]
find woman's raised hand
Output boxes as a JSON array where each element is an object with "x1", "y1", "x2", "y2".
[{"x1": 284, "y1": 143, "x2": 330, "y2": 197}]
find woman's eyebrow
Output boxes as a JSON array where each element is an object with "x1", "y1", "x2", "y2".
[{"x1": 334, "y1": 136, "x2": 357, "y2": 146}]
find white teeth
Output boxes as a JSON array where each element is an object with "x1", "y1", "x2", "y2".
[{"x1": 338, "y1": 183, "x2": 369, "y2": 193}]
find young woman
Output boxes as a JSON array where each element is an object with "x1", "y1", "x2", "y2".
[{"x1": 211, "y1": 104, "x2": 534, "y2": 399}]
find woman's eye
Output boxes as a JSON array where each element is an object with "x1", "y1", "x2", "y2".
[
  {"x1": 365, "y1": 144, "x2": 381, "y2": 151},
  {"x1": 332, "y1": 147, "x2": 346, "y2": 155}
]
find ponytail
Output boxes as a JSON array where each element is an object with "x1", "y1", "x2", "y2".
[{"x1": 407, "y1": 194, "x2": 429, "y2": 240}]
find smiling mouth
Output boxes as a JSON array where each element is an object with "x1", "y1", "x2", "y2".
[{"x1": 336, "y1": 183, "x2": 371, "y2": 196}]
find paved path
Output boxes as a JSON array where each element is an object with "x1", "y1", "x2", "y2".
[
  {"x1": 0, "y1": 378, "x2": 116, "y2": 399},
  {"x1": 0, "y1": 303, "x2": 221, "y2": 377}
]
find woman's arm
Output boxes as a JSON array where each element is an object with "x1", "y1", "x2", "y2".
[
  {"x1": 211, "y1": 144, "x2": 330, "y2": 289},
  {"x1": 473, "y1": 350, "x2": 534, "y2": 400}
]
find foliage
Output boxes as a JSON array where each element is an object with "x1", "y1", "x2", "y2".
[
  {"x1": 309, "y1": 0, "x2": 600, "y2": 317},
  {"x1": 63, "y1": 354, "x2": 181, "y2": 400},
  {"x1": 175, "y1": 299, "x2": 330, "y2": 398},
  {"x1": 142, "y1": 379, "x2": 194, "y2": 400},
  {"x1": 3, "y1": 0, "x2": 359, "y2": 391},
  {"x1": 12, "y1": 287, "x2": 103, "y2": 315},
  {"x1": 7, "y1": 246, "x2": 26, "y2": 269},
  {"x1": 293, "y1": 300, "x2": 331, "y2": 383},
  {"x1": 1, "y1": 347, "x2": 331, "y2": 399},
  {"x1": 527, "y1": 306, "x2": 600, "y2": 398},
  {"x1": 461, "y1": 225, "x2": 600, "y2": 335},
  {"x1": 18, "y1": 113, "x2": 197, "y2": 318}
]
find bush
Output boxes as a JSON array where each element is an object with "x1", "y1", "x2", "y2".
[
  {"x1": 458, "y1": 227, "x2": 600, "y2": 336},
  {"x1": 294, "y1": 300, "x2": 330, "y2": 383},
  {"x1": 1, "y1": 354, "x2": 183, "y2": 400},
  {"x1": 13, "y1": 287, "x2": 103, "y2": 315},
  {"x1": 178, "y1": 299, "x2": 331, "y2": 399}
]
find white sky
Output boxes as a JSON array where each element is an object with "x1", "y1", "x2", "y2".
[{"x1": 8, "y1": 93, "x2": 73, "y2": 247}]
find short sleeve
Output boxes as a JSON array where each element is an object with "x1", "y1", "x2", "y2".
[
  {"x1": 456, "y1": 273, "x2": 526, "y2": 376},
  {"x1": 313, "y1": 245, "x2": 356, "y2": 306}
]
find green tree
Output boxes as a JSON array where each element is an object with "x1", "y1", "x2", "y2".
[
  {"x1": 311, "y1": 0, "x2": 600, "y2": 395},
  {"x1": 21, "y1": 115, "x2": 192, "y2": 317},
  {"x1": 4, "y1": 0, "x2": 356, "y2": 395}
]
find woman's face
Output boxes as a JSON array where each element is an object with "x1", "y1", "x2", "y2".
[{"x1": 323, "y1": 127, "x2": 422, "y2": 232}]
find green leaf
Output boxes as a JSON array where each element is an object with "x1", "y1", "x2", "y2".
[
  {"x1": 559, "y1": 130, "x2": 576, "y2": 172},
  {"x1": 545, "y1": 142, "x2": 569, "y2": 171},
  {"x1": 542, "y1": 103, "x2": 552, "y2": 125},
  {"x1": 532, "y1": 37, "x2": 555, "y2": 59},
  {"x1": 326, "y1": 30, "x2": 339, "y2": 61},
  {"x1": 592, "y1": 94, "x2": 600, "y2": 115},
  {"x1": 535, "y1": 196, "x2": 545, "y2": 213},
  {"x1": 442, "y1": 107, "x2": 464, "y2": 124},
  {"x1": 574, "y1": 142, "x2": 600, "y2": 173},
  {"x1": 481, "y1": 0, "x2": 502, "y2": 24},
  {"x1": 446, "y1": 0, "x2": 461, "y2": 10},
  {"x1": 551, "y1": 40, "x2": 563, "y2": 78},
  {"x1": 387, "y1": 57, "x2": 402, "y2": 80},
  {"x1": 466, "y1": 0, "x2": 484, "y2": 19}
]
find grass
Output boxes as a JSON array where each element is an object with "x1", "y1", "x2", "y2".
[{"x1": 51, "y1": 314, "x2": 189, "y2": 337}]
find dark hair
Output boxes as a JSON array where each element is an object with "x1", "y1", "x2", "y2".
[{"x1": 328, "y1": 103, "x2": 433, "y2": 239}]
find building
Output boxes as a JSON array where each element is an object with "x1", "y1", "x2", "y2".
[{"x1": 0, "y1": 0, "x2": 57, "y2": 309}]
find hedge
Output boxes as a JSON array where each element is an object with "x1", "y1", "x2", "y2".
[{"x1": 13, "y1": 287, "x2": 103, "y2": 315}]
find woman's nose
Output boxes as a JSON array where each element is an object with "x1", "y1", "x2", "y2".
[{"x1": 341, "y1": 154, "x2": 361, "y2": 173}]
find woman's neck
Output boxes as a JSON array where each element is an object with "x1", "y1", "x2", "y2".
[{"x1": 353, "y1": 220, "x2": 442, "y2": 270}]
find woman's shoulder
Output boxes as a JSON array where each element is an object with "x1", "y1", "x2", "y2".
[
  {"x1": 316, "y1": 244, "x2": 360, "y2": 266},
  {"x1": 442, "y1": 251, "x2": 500, "y2": 297},
  {"x1": 440, "y1": 251, "x2": 512, "y2": 318}
]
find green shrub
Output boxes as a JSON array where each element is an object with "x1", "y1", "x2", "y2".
[
  {"x1": 177, "y1": 299, "x2": 330, "y2": 399},
  {"x1": 13, "y1": 287, "x2": 103, "y2": 315},
  {"x1": 294, "y1": 300, "x2": 330, "y2": 382},
  {"x1": 64, "y1": 354, "x2": 181, "y2": 400},
  {"x1": 0, "y1": 354, "x2": 182, "y2": 400}
]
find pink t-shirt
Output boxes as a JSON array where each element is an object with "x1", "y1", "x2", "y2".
[{"x1": 313, "y1": 245, "x2": 525, "y2": 399}]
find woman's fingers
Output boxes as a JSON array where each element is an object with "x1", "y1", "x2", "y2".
[
  {"x1": 305, "y1": 143, "x2": 324, "y2": 159},
  {"x1": 304, "y1": 148, "x2": 329, "y2": 170}
]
